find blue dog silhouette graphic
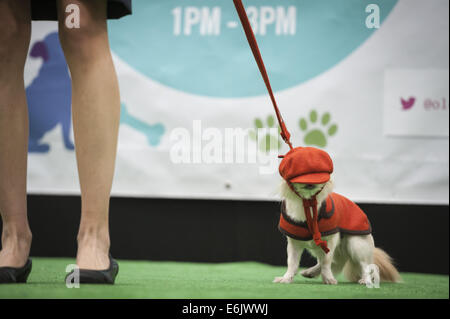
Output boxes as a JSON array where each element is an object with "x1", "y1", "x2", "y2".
[
  {"x1": 26, "y1": 32, "x2": 73, "y2": 152},
  {"x1": 26, "y1": 31, "x2": 165, "y2": 152}
]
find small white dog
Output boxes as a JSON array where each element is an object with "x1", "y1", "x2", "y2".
[{"x1": 273, "y1": 147, "x2": 400, "y2": 285}]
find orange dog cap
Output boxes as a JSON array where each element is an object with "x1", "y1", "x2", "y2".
[{"x1": 279, "y1": 147, "x2": 333, "y2": 184}]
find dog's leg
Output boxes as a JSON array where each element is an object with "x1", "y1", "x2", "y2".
[
  {"x1": 317, "y1": 234, "x2": 339, "y2": 285},
  {"x1": 345, "y1": 235, "x2": 375, "y2": 285},
  {"x1": 331, "y1": 244, "x2": 348, "y2": 277},
  {"x1": 318, "y1": 251, "x2": 337, "y2": 285},
  {"x1": 273, "y1": 238, "x2": 303, "y2": 284},
  {"x1": 300, "y1": 262, "x2": 321, "y2": 278}
]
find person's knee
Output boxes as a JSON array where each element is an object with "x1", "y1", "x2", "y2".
[
  {"x1": 0, "y1": 5, "x2": 30, "y2": 62},
  {"x1": 59, "y1": 21, "x2": 109, "y2": 63},
  {"x1": 58, "y1": 2, "x2": 109, "y2": 64}
]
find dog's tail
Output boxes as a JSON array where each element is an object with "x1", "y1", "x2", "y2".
[
  {"x1": 373, "y1": 247, "x2": 401, "y2": 282},
  {"x1": 343, "y1": 247, "x2": 401, "y2": 283}
]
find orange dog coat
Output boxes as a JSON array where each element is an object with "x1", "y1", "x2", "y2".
[{"x1": 278, "y1": 192, "x2": 372, "y2": 241}]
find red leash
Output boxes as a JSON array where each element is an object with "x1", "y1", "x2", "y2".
[
  {"x1": 233, "y1": 0, "x2": 293, "y2": 150},
  {"x1": 234, "y1": 1, "x2": 330, "y2": 254}
]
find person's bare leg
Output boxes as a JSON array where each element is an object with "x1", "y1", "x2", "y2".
[
  {"x1": 0, "y1": 0, "x2": 32, "y2": 268},
  {"x1": 58, "y1": 0, "x2": 120, "y2": 270}
]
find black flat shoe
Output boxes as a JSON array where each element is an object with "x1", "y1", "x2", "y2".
[
  {"x1": 66, "y1": 255, "x2": 119, "y2": 285},
  {"x1": 0, "y1": 259, "x2": 32, "y2": 284}
]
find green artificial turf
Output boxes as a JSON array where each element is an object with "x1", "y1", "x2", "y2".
[{"x1": 0, "y1": 258, "x2": 448, "y2": 299}]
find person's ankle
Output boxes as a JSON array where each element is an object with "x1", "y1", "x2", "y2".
[
  {"x1": 76, "y1": 226, "x2": 111, "y2": 269},
  {"x1": 0, "y1": 225, "x2": 32, "y2": 267},
  {"x1": 77, "y1": 226, "x2": 110, "y2": 248},
  {"x1": 1, "y1": 224, "x2": 32, "y2": 247}
]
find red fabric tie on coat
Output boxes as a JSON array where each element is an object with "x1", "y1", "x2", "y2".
[
  {"x1": 302, "y1": 197, "x2": 330, "y2": 253},
  {"x1": 287, "y1": 183, "x2": 330, "y2": 254}
]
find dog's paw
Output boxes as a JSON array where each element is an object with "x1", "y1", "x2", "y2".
[
  {"x1": 358, "y1": 278, "x2": 370, "y2": 285},
  {"x1": 28, "y1": 142, "x2": 50, "y2": 153},
  {"x1": 273, "y1": 276, "x2": 293, "y2": 284},
  {"x1": 300, "y1": 268, "x2": 320, "y2": 278},
  {"x1": 322, "y1": 276, "x2": 338, "y2": 285}
]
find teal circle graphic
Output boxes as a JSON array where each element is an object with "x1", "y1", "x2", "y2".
[{"x1": 108, "y1": 0, "x2": 397, "y2": 97}]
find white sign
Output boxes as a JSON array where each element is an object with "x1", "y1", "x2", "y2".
[{"x1": 24, "y1": 0, "x2": 449, "y2": 205}]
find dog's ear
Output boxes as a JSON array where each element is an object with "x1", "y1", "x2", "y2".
[
  {"x1": 278, "y1": 180, "x2": 298, "y2": 201},
  {"x1": 30, "y1": 41, "x2": 49, "y2": 62}
]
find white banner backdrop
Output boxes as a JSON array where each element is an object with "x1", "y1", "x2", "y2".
[{"x1": 25, "y1": 0, "x2": 449, "y2": 205}]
